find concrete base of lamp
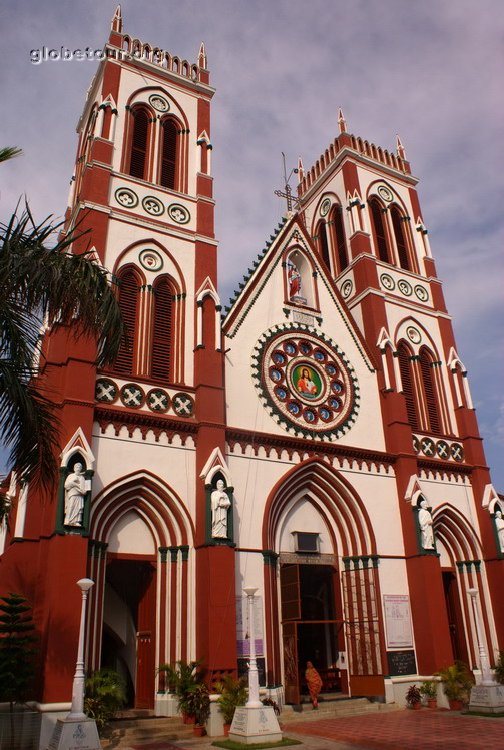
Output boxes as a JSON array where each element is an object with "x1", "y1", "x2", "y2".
[
  {"x1": 469, "y1": 684, "x2": 504, "y2": 714},
  {"x1": 228, "y1": 705, "x2": 282, "y2": 745},
  {"x1": 47, "y1": 717, "x2": 101, "y2": 750}
]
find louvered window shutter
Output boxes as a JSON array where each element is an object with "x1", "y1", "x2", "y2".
[
  {"x1": 160, "y1": 120, "x2": 177, "y2": 189},
  {"x1": 318, "y1": 222, "x2": 331, "y2": 269},
  {"x1": 370, "y1": 199, "x2": 390, "y2": 263},
  {"x1": 392, "y1": 207, "x2": 410, "y2": 271},
  {"x1": 398, "y1": 344, "x2": 419, "y2": 429},
  {"x1": 420, "y1": 350, "x2": 441, "y2": 434},
  {"x1": 333, "y1": 205, "x2": 349, "y2": 272},
  {"x1": 114, "y1": 270, "x2": 138, "y2": 375},
  {"x1": 129, "y1": 109, "x2": 149, "y2": 179},
  {"x1": 151, "y1": 279, "x2": 172, "y2": 381}
]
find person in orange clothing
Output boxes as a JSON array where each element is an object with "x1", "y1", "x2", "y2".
[{"x1": 305, "y1": 661, "x2": 323, "y2": 709}]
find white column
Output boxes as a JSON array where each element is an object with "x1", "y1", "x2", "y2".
[
  {"x1": 467, "y1": 587, "x2": 494, "y2": 686},
  {"x1": 243, "y1": 586, "x2": 262, "y2": 708},
  {"x1": 67, "y1": 578, "x2": 95, "y2": 719}
]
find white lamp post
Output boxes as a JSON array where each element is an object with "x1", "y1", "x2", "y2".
[
  {"x1": 467, "y1": 587, "x2": 494, "y2": 686},
  {"x1": 243, "y1": 586, "x2": 262, "y2": 708},
  {"x1": 48, "y1": 577, "x2": 101, "y2": 750}
]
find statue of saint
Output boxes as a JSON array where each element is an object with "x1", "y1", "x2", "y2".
[
  {"x1": 288, "y1": 263, "x2": 302, "y2": 299},
  {"x1": 495, "y1": 509, "x2": 504, "y2": 553},
  {"x1": 211, "y1": 479, "x2": 231, "y2": 538},
  {"x1": 418, "y1": 498, "x2": 434, "y2": 550},
  {"x1": 64, "y1": 463, "x2": 86, "y2": 527}
]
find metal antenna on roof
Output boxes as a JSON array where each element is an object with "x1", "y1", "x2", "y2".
[{"x1": 274, "y1": 152, "x2": 300, "y2": 215}]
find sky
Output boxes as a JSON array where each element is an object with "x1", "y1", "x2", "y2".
[{"x1": 1, "y1": 0, "x2": 503, "y2": 490}]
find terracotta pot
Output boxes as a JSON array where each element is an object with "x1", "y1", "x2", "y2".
[
  {"x1": 448, "y1": 699, "x2": 463, "y2": 711},
  {"x1": 223, "y1": 724, "x2": 231, "y2": 736},
  {"x1": 427, "y1": 698, "x2": 437, "y2": 709},
  {"x1": 183, "y1": 712, "x2": 195, "y2": 724},
  {"x1": 412, "y1": 702, "x2": 422, "y2": 710},
  {"x1": 193, "y1": 725, "x2": 206, "y2": 736}
]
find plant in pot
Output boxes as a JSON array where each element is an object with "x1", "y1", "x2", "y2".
[
  {"x1": 158, "y1": 660, "x2": 204, "y2": 723},
  {"x1": 436, "y1": 661, "x2": 473, "y2": 710},
  {"x1": 405, "y1": 684, "x2": 422, "y2": 709},
  {"x1": 84, "y1": 668, "x2": 127, "y2": 734},
  {"x1": 419, "y1": 679, "x2": 438, "y2": 708},
  {"x1": 215, "y1": 674, "x2": 248, "y2": 735},
  {"x1": 185, "y1": 682, "x2": 210, "y2": 736}
]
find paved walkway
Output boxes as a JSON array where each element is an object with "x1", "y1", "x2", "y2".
[{"x1": 134, "y1": 709, "x2": 504, "y2": 750}]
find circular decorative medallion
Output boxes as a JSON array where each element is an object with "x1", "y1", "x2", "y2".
[
  {"x1": 377, "y1": 185, "x2": 394, "y2": 202},
  {"x1": 320, "y1": 198, "x2": 331, "y2": 217},
  {"x1": 115, "y1": 187, "x2": 138, "y2": 208},
  {"x1": 142, "y1": 196, "x2": 164, "y2": 216},
  {"x1": 341, "y1": 279, "x2": 353, "y2": 299},
  {"x1": 436, "y1": 440, "x2": 449, "y2": 460},
  {"x1": 147, "y1": 388, "x2": 170, "y2": 412},
  {"x1": 139, "y1": 249, "x2": 163, "y2": 271},
  {"x1": 451, "y1": 443, "x2": 464, "y2": 462},
  {"x1": 398, "y1": 279, "x2": 413, "y2": 296},
  {"x1": 406, "y1": 326, "x2": 422, "y2": 344},
  {"x1": 414, "y1": 285, "x2": 429, "y2": 302},
  {"x1": 149, "y1": 94, "x2": 169, "y2": 112},
  {"x1": 172, "y1": 392, "x2": 194, "y2": 417},
  {"x1": 168, "y1": 203, "x2": 190, "y2": 224},
  {"x1": 95, "y1": 378, "x2": 118, "y2": 403},
  {"x1": 120, "y1": 383, "x2": 145, "y2": 408},
  {"x1": 252, "y1": 326, "x2": 359, "y2": 438},
  {"x1": 380, "y1": 273, "x2": 395, "y2": 291}
]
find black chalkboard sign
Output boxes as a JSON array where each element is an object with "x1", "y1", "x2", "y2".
[
  {"x1": 387, "y1": 650, "x2": 417, "y2": 676},
  {"x1": 237, "y1": 657, "x2": 266, "y2": 687}
]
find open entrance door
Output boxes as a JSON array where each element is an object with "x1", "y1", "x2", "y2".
[
  {"x1": 102, "y1": 557, "x2": 157, "y2": 709},
  {"x1": 280, "y1": 563, "x2": 343, "y2": 704},
  {"x1": 443, "y1": 570, "x2": 469, "y2": 665}
]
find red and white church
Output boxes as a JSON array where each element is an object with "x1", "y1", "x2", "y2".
[{"x1": 1, "y1": 5, "x2": 503, "y2": 736}]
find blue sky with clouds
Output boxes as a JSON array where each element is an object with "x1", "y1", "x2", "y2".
[{"x1": 1, "y1": 0, "x2": 502, "y2": 489}]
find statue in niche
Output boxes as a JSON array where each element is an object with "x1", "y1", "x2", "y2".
[
  {"x1": 418, "y1": 498, "x2": 434, "y2": 550},
  {"x1": 495, "y1": 508, "x2": 504, "y2": 553},
  {"x1": 64, "y1": 462, "x2": 86, "y2": 526},
  {"x1": 211, "y1": 479, "x2": 231, "y2": 538},
  {"x1": 288, "y1": 262, "x2": 302, "y2": 299}
]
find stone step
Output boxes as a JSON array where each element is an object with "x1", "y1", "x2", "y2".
[
  {"x1": 100, "y1": 716, "x2": 194, "y2": 749},
  {"x1": 280, "y1": 697, "x2": 402, "y2": 723}
]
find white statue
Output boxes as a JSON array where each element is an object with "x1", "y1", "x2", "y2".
[
  {"x1": 418, "y1": 498, "x2": 434, "y2": 550},
  {"x1": 64, "y1": 463, "x2": 86, "y2": 526},
  {"x1": 495, "y1": 509, "x2": 504, "y2": 553},
  {"x1": 211, "y1": 479, "x2": 231, "y2": 538}
]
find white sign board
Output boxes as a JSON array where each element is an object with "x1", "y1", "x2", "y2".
[{"x1": 383, "y1": 594, "x2": 413, "y2": 648}]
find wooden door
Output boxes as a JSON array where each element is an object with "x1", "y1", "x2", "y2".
[
  {"x1": 135, "y1": 563, "x2": 156, "y2": 709},
  {"x1": 280, "y1": 564, "x2": 301, "y2": 703}
]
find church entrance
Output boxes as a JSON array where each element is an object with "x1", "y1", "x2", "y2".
[
  {"x1": 102, "y1": 556, "x2": 157, "y2": 709},
  {"x1": 442, "y1": 570, "x2": 469, "y2": 665},
  {"x1": 280, "y1": 563, "x2": 344, "y2": 704}
]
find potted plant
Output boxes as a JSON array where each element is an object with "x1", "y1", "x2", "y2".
[
  {"x1": 215, "y1": 674, "x2": 248, "y2": 735},
  {"x1": 185, "y1": 682, "x2": 210, "y2": 736},
  {"x1": 419, "y1": 679, "x2": 438, "y2": 708},
  {"x1": 405, "y1": 684, "x2": 422, "y2": 709},
  {"x1": 436, "y1": 661, "x2": 473, "y2": 710},
  {"x1": 84, "y1": 668, "x2": 127, "y2": 734},
  {"x1": 157, "y1": 660, "x2": 204, "y2": 723}
]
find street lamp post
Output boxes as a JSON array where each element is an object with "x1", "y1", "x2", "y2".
[
  {"x1": 67, "y1": 578, "x2": 95, "y2": 719},
  {"x1": 467, "y1": 587, "x2": 494, "y2": 686},
  {"x1": 243, "y1": 586, "x2": 262, "y2": 708}
]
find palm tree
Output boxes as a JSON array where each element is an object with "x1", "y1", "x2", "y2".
[{"x1": 1, "y1": 149, "x2": 124, "y2": 512}]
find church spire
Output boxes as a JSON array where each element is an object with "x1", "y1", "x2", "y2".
[
  {"x1": 396, "y1": 134, "x2": 406, "y2": 160},
  {"x1": 198, "y1": 42, "x2": 207, "y2": 69},
  {"x1": 297, "y1": 157, "x2": 304, "y2": 183},
  {"x1": 338, "y1": 108, "x2": 348, "y2": 134},
  {"x1": 111, "y1": 4, "x2": 123, "y2": 33}
]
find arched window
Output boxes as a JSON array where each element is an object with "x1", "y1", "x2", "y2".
[
  {"x1": 397, "y1": 342, "x2": 419, "y2": 430},
  {"x1": 151, "y1": 277, "x2": 173, "y2": 381},
  {"x1": 419, "y1": 347, "x2": 442, "y2": 434},
  {"x1": 129, "y1": 108, "x2": 149, "y2": 180},
  {"x1": 114, "y1": 268, "x2": 140, "y2": 375},
  {"x1": 391, "y1": 205, "x2": 411, "y2": 271},
  {"x1": 159, "y1": 119, "x2": 178, "y2": 189},
  {"x1": 331, "y1": 204, "x2": 349, "y2": 273},
  {"x1": 316, "y1": 221, "x2": 331, "y2": 269},
  {"x1": 369, "y1": 197, "x2": 390, "y2": 264}
]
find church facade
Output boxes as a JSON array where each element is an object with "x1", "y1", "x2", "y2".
[{"x1": 1, "y1": 6, "x2": 503, "y2": 729}]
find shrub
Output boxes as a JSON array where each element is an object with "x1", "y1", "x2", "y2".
[
  {"x1": 215, "y1": 674, "x2": 248, "y2": 725},
  {"x1": 84, "y1": 668, "x2": 126, "y2": 732},
  {"x1": 405, "y1": 684, "x2": 421, "y2": 706}
]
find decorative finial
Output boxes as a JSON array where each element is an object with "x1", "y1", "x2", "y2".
[
  {"x1": 297, "y1": 157, "x2": 304, "y2": 183},
  {"x1": 338, "y1": 108, "x2": 348, "y2": 134},
  {"x1": 198, "y1": 42, "x2": 207, "y2": 69},
  {"x1": 111, "y1": 5, "x2": 123, "y2": 33},
  {"x1": 396, "y1": 135, "x2": 406, "y2": 160}
]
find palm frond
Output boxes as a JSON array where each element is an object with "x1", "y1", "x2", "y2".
[{"x1": 0, "y1": 147, "x2": 22, "y2": 163}]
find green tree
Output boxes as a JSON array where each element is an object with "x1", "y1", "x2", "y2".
[
  {"x1": 0, "y1": 593, "x2": 37, "y2": 708},
  {"x1": 0, "y1": 148, "x2": 124, "y2": 513}
]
